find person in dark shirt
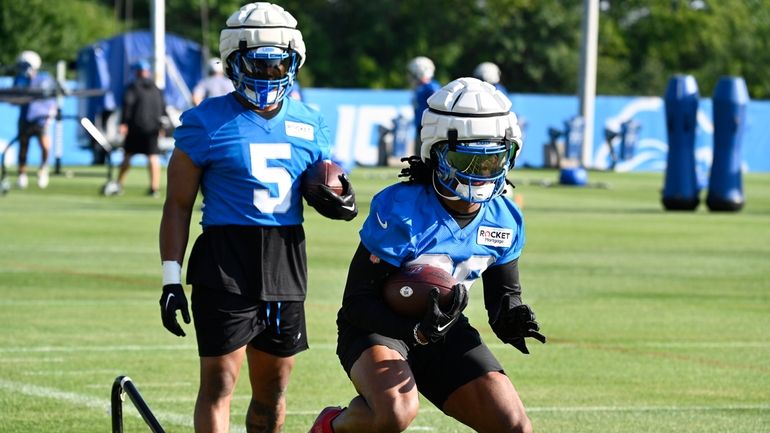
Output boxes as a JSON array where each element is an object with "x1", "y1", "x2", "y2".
[
  {"x1": 310, "y1": 77, "x2": 546, "y2": 433},
  {"x1": 114, "y1": 59, "x2": 167, "y2": 197}
]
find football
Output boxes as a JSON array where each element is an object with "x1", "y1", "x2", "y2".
[
  {"x1": 382, "y1": 264, "x2": 458, "y2": 319},
  {"x1": 301, "y1": 159, "x2": 345, "y2": 197}
]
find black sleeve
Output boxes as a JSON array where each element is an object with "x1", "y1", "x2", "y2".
[
  {"x1": 158, "y1": 87, "x2": 169, "y2": 117},
  {"x1": 482, "y1": 259, "x2": 523, "y2": 325},
  {"x1": 121, "y1": 85, "x2": 136, "y2": 125},
  {"x1": 339, "y1": 242, "x2": 418, "y2": 342}
]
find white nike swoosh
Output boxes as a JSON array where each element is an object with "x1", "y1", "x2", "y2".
[
  {"x1": 436, "y1": 317, "x2": 456, "y2": 332},
  {"x1": 376, "y1": 212, "x2": 388, "y2": 229},
  {"x1": 342, "y1": 204, "x2": 356, "y2": 211},
  {"x1": 165, "y1": 293, "x2": 175, "y2": 310}
]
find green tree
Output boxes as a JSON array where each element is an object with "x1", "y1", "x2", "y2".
[
  {"x1": 6, "y1": 0, "x2": 769, "y2": 98},
  {"x1": 0, "y1": 0, "x2": 118, "y2": 72},
  {"x1": 599, "y1": 0, "x2": 769, "y2": 98}
]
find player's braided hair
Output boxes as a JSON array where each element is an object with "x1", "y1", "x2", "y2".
[{"x1": 398, "y1": 155, "x2": 433, "y2": 185}]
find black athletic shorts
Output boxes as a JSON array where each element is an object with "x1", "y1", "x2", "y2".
[
  {"x1": 186, "y1": 225, "x2": 307, "y2": 301},
  {"x1": 123, "y1": 129, "x2": 160, "y2": 155},
  {"x1": 337, "y1": 315, "x2": 505, "y2": 409},
  {"x1": 18, "y1": 119, "x2": 47, "y2": 139},
  {"x1": 191, "y1": 286, "x2": 309, "y2": 357}
]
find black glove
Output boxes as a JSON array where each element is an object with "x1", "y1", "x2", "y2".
[
  {"x1": 416, "y1": 284, "x2": 469, "y2": 343},
  {"x1": 159, "y1": 284, "x2": 190, "y2": 337},
  {"x1": 304, "y1": 173, "x2": 358, "y2": 221},
  {"x1": 490, "y1": 293, "x2": 546, "y2": 354}
]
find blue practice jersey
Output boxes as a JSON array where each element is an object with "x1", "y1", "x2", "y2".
[
  {"x1": 14, "y1": 72, "x2": 57, "y2": 125},
  {"x1": 174, "y1": 95, "x2": 332, "y2": 227},
  {"x1": 412, "y1": 80, "x2": 442, "y2": 129},
  {"x1": 360, "y1": 182, "x2": 525, "y2": 290}
]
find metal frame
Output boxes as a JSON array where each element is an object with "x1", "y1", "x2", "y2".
[{"x1": 111, "y1": 375, "x2": 166, "y2": 433}]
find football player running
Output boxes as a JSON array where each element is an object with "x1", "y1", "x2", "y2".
[
  {"x1": 407, "y1": 56, "x2": 442, "y2": 156},
  {"x1": 158, "y1": 3, "x2": 356, "y2": 433},
  {"x1": 310, "y1": 77, "x2": 545, "y2": 433}
]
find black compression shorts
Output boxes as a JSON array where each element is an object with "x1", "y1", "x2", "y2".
[
  {"x1": 18, "y1": 119, "x2": 48, "y2": 139},
  {"x1": 336, "y1": 314, "x2": 504, "y2": 409},
  {"x1": 123, "y1": 130, "x2": 160, "y2": 155},
  {"x1": 191, "y1": 286, "x2": 308, "y2": 357}
]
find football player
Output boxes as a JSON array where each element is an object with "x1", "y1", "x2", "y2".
[
  {"x1": 407, "y1": 56, "x2": 442, "y2": 156},
  {"x1": 474, "y1": 61, "x2": 509, "y2": 94},
  {"x1": 191, "y1": 57, "x2": 234, "y2": 106},
  {"x1": 158, "y1": 3, "x2": 356, "y2": 433},
  {"x1": 13, "y1": 50, "x2": 57, "y2": 189},
  {"x1": 310, "y1": 77, "x2": 545, "y2": 433}
]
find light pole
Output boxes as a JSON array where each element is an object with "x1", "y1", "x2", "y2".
[
  {"x1": 151, "y1": 0, "x2": 166, "y2": 89},
  {"x1": 578, "y1": 0, "x2": 599, "y2": 167}
]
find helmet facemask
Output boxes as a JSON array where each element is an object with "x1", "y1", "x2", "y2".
[
  {"x1": 227, "y1": 44, "x2": 299, "y2": 110},
  {"x1": 432, "y1": 129, "x2": 519, "y2": 203},
  {"x1": 16, "y1": 61, "x2": 34, "y2": 78}
]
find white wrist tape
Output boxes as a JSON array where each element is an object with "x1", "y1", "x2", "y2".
[{"x1": 162, "y1": 261, "x2": 182, "y2": 285}]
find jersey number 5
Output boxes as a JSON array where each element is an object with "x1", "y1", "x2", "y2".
[{"x1": 250, "y1": 143, "x2": 292, "y2": 214}]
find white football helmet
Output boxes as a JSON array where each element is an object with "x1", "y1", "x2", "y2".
[
  {"x1": 473, "y1": 62, "x2": 501, "y2": 85},
  {"x1": 407, "y1": 56, "x2": 435, "y2": 84},
  {"x1": 207, "y1": 57, "x2": 224, "y2": 74},
  {"x1": 219, "y1": 2, "x2": 306, "y2": 109},
  {"x1": 420, "y1": 77, "x2": 522, "y2": 203},
  {"x1": 16, "y1": 50, "x2": 41, "y2": 75}
]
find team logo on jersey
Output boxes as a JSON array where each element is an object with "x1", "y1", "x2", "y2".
[
  {"x1": 285, "y1": 121, "x2": 314, "y2": 140},
  {"x1": 376, "y1": 212, "x2": 388, "y2": 229},
  {"x1": 477, "y1": 226, "x2": 513, "y2": 247}
]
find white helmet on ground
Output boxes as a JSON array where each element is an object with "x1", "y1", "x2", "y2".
[
  {"x1": 407, "y1": 56, "x2": 435, "y2": 83},
  {"x1": 473, "y1": 62, "x2": 501, "y2": 85},
  {"x1": 17, "y1": 50, "x2": 42, "y2": 71},
  {"x1": 219, "y1": 2, "x2": 306, "y2": 109},
  {"x1": 420, "y1": 77, "x2": 522, "y2": 203}
]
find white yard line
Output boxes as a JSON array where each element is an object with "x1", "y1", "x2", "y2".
[
  {"x1": 1, "y1": 377, "x2": 768, "y2": 433},
  {"x1": 2, "y1": 341, "x2": 768, "y2": 355},
  {"x1": 0, "y1": 300, "x2": 151, "y2": 306},
  {"x1": 0, "y1": 357, "x2": 65, "y2": 363},
  {"x1": 526, "y1": 404, "x2": 770, "y2": 413},
  {"x1": 0, "y1": 344, "x2": 196, "y2": 353},
  {"x1": 23, "y1": 369, "x2": 126, "y2": 376},
  {"x1": 0, "y1": 378, "x2": 236, "y2": 433}
]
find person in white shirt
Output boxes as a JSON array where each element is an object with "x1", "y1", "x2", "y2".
[{"x1": 191, "y1": 57, "x2": 235, "y2": 106}]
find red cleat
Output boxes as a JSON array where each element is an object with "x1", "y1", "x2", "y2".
[{"x1": 308, "y1": 406, "x2": 344, "y2": 433}]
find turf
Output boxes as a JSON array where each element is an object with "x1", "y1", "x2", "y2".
[{"x1": 0, "y1": 165, "x2": 768, "y2": 433}]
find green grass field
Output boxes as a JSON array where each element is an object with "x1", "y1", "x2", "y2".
[{"x1": 1, "y1": 165, "x2": 768, "y2": 433}]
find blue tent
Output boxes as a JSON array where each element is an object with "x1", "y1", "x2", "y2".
[{"x1": 77, "y1": 30, "x2": 203, "y2": 121}]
